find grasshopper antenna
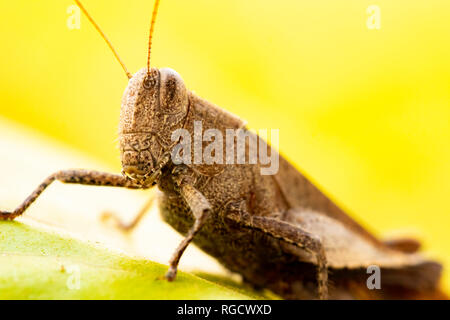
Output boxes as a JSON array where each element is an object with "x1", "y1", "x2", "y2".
[
  {"x1": 147, "y1": 0, "x2": 161, "y2": 77},
  {"x1": 74, "y1": 0, "x2": 132, "y2": 79}
]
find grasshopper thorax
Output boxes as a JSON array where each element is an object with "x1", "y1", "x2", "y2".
[{"x1": 119, "y1": 67, "x2": 189, "y2": 184}]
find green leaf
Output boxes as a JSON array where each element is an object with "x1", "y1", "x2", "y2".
[{"x1": 0, "y1": 221, "x2": 257, "y2": 299}]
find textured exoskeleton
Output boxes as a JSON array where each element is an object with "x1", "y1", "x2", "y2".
[
  {"x1": 2, "y1": 67, "x2": 445, "y2": 299},
  {"x1": 1, "y1": 0, "x2": 446, "y2": 300}
]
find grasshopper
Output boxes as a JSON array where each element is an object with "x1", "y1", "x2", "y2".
[{"x1": 0, "y1": 0, "x2": 445, "y2": 299}]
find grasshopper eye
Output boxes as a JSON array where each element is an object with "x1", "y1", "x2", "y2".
[
  {"x1": 143, "y1": 69, "x2": 159, "y2": 89},
  {"x1": 143, "y1": 77, "x2": 154, "y2": 89},
  {"x1": 159, "y1": 68, "x2": 188, "y2": 114}
]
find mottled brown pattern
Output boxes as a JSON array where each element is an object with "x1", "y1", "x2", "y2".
[{"x1": 1, "y1": 67, "x2": 445, "y2": 300}]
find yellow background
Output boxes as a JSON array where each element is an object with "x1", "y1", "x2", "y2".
[{"x1": 0, "y1": 0, "x2": 449, "y2": 292}]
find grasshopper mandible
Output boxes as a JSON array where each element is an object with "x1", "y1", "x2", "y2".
[{"x1": 0, "y1": 0, "x2": 445, "y2": 299}]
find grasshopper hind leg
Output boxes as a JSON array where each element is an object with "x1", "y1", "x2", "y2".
[
  {"x1": 101, "y1": 194, "x2": 155, "y2": 233},
  {"x1": 227, "y1": 212, "x2": 329, "y2": 300}
]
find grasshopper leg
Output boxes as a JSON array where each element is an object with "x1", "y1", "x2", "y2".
[
  {"x1": 0, "y1": 169, "x2": 141, "y2": 221},
  {"x1": 227, "y1": 212, "x2": 329, "y2": 300},
  {"x1": 101, "y1": 194, "x2": 155, "y2": 232},
  {"x1": 165, "y1": 183, "x2": 211, "y2": 281}
]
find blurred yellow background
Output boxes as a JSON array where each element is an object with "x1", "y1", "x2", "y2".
[{"x1": 0, "y1": 0, "x2": 449, "y2": 292}]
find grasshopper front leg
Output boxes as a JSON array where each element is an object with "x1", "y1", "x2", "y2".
[
  {"x1": 165, "y1": 168, "x2": 211, "y2": 281},
  {"x1": 0, "y1": 169, "x2": 142, "y2": 220}
]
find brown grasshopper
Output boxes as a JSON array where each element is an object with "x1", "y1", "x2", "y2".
[{"x1": 0, "y1": 0, "x2": 446, "y2": 299}]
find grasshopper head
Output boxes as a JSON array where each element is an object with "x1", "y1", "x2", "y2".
[{"x1": 119, "y1": 67, "x2": 189, "y2": 184}]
